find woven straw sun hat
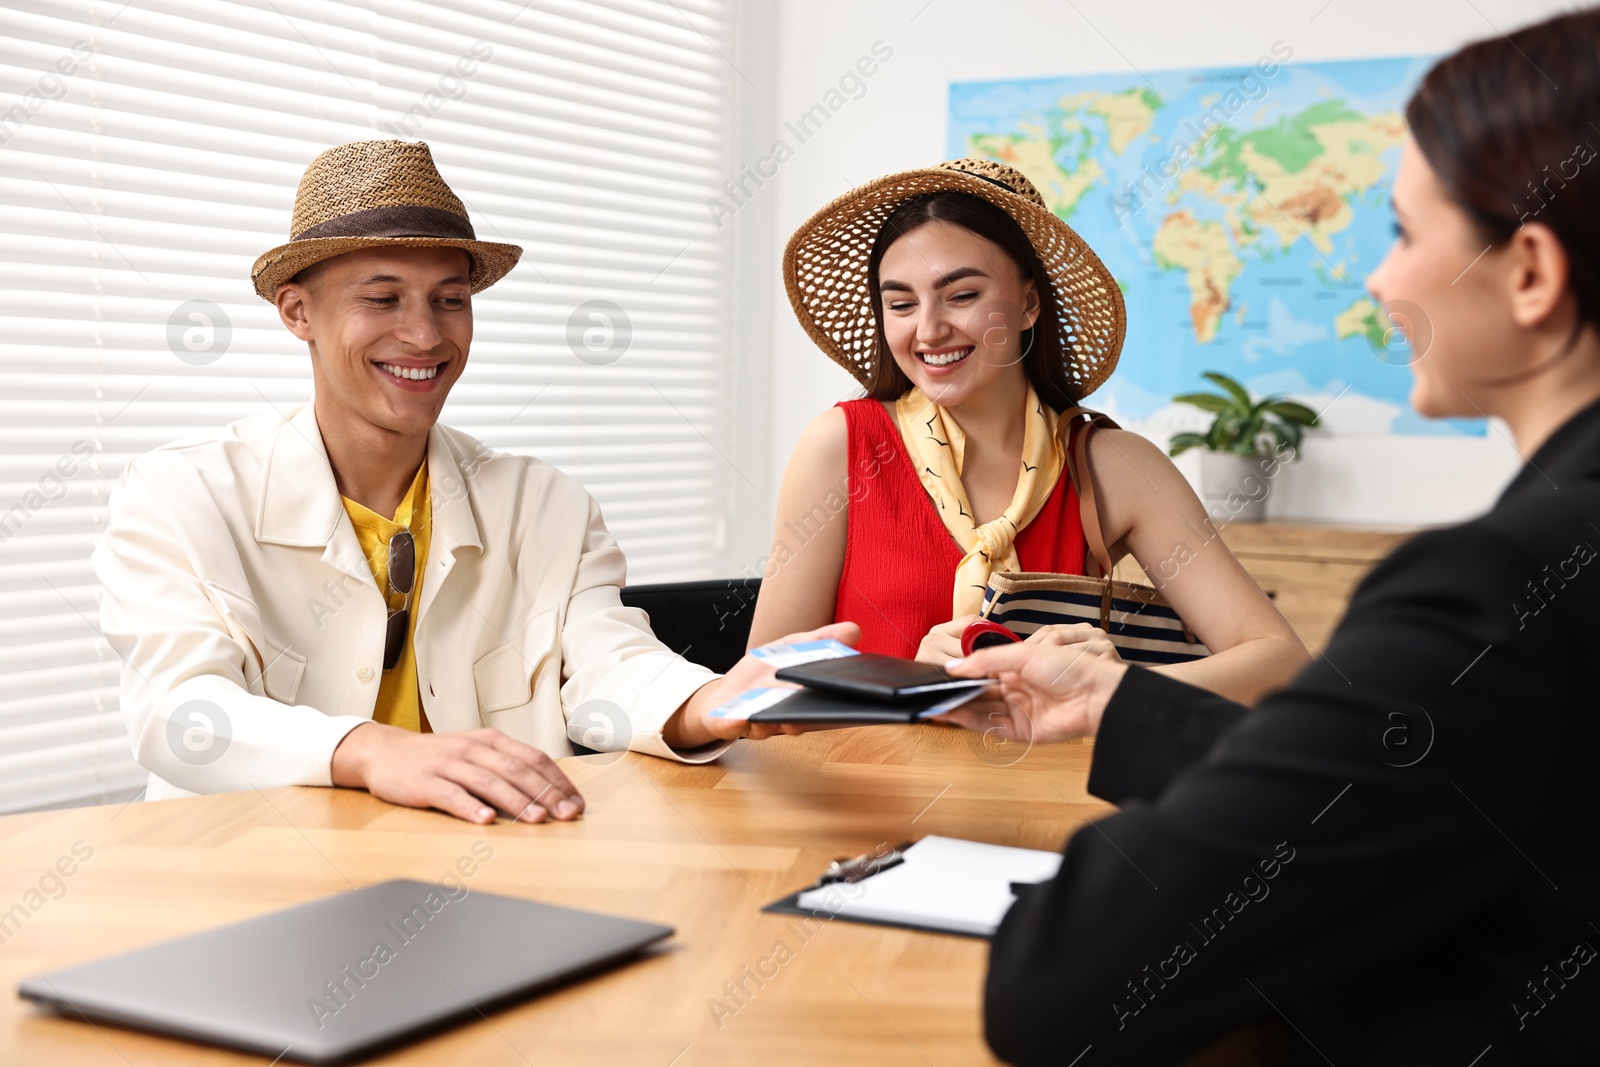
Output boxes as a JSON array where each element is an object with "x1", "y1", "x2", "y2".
[
  {"x1": 783, "y1": 158, "x2": 1126, "y2": 398},
  {"x1": 251, "y1": 139, "x2": 522, "y2": 301}
]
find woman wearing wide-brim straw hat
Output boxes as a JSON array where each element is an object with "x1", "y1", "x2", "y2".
[{"x1": 747, "y1": 157, "x2": 1308, "y2": 705}]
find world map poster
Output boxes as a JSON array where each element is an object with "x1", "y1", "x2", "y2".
[{"x1": 949, "y1": 49, "x2": 1482, "y2": 436}]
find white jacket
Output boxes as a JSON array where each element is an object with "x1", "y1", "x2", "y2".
[{"x1": 92, "y1": 403, "x2": 726, "y2": 802}]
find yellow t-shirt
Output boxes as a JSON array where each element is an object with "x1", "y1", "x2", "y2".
[{"x1": 341, "y1": 461, "x2": 431, "y2": 733}]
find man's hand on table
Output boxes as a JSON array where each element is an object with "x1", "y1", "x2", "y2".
[
  {"x1": 664, "y1": 621, "x2": 863, "y2": 750},
  {"x1": 932, "y1": 640, "x2": 1130, "y2": 745},
  {"x1": 331, "y1": 723, "x2": 585, "y2": 826},
  {"x1": 328, "y1": 622, "x2": 862, "y2": 824}
]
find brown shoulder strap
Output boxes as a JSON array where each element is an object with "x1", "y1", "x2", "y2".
[{"x1": 1060, "y1": 407, "x2": 1120, "y2": 579}]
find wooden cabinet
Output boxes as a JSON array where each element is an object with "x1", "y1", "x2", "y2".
[
  {"x1": 1115, "y1": 522, "x2": 1419, "y2": 653},
  {"x1": 1219, "y1": 524, "x2": 1417, "y2": 650}
]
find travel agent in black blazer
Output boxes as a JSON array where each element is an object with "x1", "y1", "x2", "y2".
[
  {"x1": 978, "y1": 393, "x2": 1600, "y2": 1065},
  {"x1": 930, "y1": 8, "x2": 1600, "y2": 1064}
]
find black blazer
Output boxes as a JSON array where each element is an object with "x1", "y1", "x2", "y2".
[{"x1": 985, "y1": 395, "x2": 1600, "y2": 1066}]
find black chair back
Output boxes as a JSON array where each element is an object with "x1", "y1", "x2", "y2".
[{"x1": 619, "y1": 577, "x2": 761, "y2": 675}]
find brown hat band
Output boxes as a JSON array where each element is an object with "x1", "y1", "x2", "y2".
[
  {"x1": 969, "y1": 172, "x2": 1018, "y2": 195},
  {"x1": 293, "y1": 204, "x2": 476, "y2": 243}
]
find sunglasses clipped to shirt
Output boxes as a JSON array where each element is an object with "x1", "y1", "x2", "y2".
[{"x1": 383, "y1": 529, "x2": 415, "y2": 672}]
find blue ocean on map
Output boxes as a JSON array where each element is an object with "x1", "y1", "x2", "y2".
[{"x1": 950, "y1": 51, "x2": 1483, "y2": 436}]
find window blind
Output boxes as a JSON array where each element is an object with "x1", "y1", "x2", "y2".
[{"x1": 0, "y1": 0, "x2": 737, "y2": 813}]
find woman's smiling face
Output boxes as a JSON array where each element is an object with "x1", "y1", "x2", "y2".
[{"x1": 877, "y1": 220, "x2": 1040, "y2": 407}]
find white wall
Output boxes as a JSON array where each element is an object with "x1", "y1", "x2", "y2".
[{"x1": 723, "y1": 0, "x2": 1570, "y2": 568}]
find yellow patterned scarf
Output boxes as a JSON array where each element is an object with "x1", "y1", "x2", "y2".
[{"x1": 892, "y1": 385, "x2": 1066, "y2": 618}]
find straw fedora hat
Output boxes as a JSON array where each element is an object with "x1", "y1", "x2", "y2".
[
  {"x1": 251, "y1": 140, "x2": 522, "y2": 302},
  {"x1": 783, "y1": 158, "x2": 1126, "y2": 398}
]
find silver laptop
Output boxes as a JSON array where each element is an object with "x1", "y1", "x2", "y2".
[{"x1": 19, "y1": 879, "x2": 672, "y2": 1065}]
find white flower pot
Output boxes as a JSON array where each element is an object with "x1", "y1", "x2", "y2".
[{"x1": 1199, "y1": 451, "x2": 1275, "y2": 523}]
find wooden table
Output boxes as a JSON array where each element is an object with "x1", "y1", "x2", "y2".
[{"x1": 0, "y1": 724, "x2": 1114, "y2": 1066}]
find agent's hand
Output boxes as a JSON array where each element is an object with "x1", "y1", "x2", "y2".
[
  {"x1": 915, "y1": 614, "x2": 980, "y2": 665},
  {"x1": 932, "y1": 641, "x2": 1130, "y2": 745},
  {"x1": 331, "y1": 723, "x2": 585, "y2": 825},
  {"x1": 666, "y1": 621, "x2": 863, "y2": 748},
  {"x1": 1024, "y1": 622, "x2": 1123, "y2": 663}
]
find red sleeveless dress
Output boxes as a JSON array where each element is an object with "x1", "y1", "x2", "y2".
[{"x1": 832, "y1": 398, "x2": 1088, "y2": 658}]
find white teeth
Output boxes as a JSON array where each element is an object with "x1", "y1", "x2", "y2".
[
  {"x1": 378, "y1": 363, "x2": 440, "y2": 381},
  {"x1": 920, "y1": 348, "x2": 972, "y2": 366}
]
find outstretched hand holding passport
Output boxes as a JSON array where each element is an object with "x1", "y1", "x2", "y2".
[{"x1": 709, "y1": 640, "x2": 996, "y2": 725}]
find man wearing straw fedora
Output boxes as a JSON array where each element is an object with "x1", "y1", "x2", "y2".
[{"x1": 93, "y1": 140, "x2": 852, "y2": 824}]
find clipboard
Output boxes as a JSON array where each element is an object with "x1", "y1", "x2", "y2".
[
  {"x1": 761, "y1": 890, "x2": 993, "y2": 940},
  {"x1": 760, "y1": 841, "x2": 984, "y2": 939},
  {"x1": 760, "y1": 836, "x2": 1063, "y2": 940}
]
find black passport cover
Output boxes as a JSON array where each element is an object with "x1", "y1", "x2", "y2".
[
  {"x1": 746, "y1": 687, "x2": 955, "y2": 724},
  {"x1": 773, "y1": 653, "x2": 978, "y2": 702}
]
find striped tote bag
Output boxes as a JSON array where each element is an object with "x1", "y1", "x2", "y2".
[
  {"x1": 977, "y1": 409, "x2": 1211, "y2": 666},
  {"x1": 978, "y1": 572, "x2": 1210, "y2": 665}
]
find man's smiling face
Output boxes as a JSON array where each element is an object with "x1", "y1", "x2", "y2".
[{"x1": 276, "y1": 246, "x2": 474, "y2": 439}]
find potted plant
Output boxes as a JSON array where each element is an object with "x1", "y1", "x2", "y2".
[{"x1": 1167, "y1": 371, "x2": 1321, "y2": 522}]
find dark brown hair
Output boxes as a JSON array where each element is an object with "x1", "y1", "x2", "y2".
[
  {"x1": 1407, "y1": 8, "x2": 1600, "y2": 348},
  {"x1": 863, "y1": 192, "x2": 1079, "y2": 410}
]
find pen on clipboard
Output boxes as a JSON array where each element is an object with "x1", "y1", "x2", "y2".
[{"x1": 813, "y1": 841, "x2": 915, "y2": 887}]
